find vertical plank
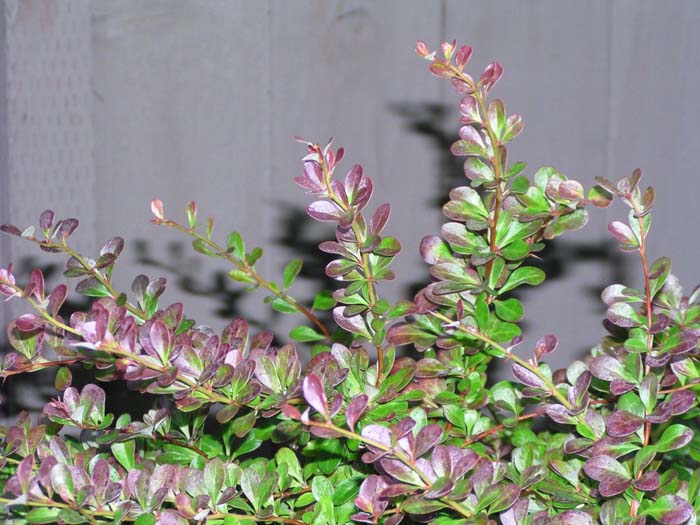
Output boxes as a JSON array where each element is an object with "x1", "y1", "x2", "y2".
[
  {"x1": 444, "y1": 1, "x2": 612, "y2": 369},
  {"x1": 0, "y1": 0, "x2": 94, "y2": 320},
  {"x1": 91, "y1": 0, "x2": 271, "y2": 330},
  {"x1": 0, "y1": 0, "x2": 94, "y2": 412},
  {"x1": 608, "y1": 1, "x2": 700, "y2": 289},
  {"x1": 267, "y1": 0, "x2": 444, "y2": 345}
]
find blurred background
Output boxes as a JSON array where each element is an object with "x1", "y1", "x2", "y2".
[{"x1": 1, "y1": 0, "x2": 699, "y2": 415}]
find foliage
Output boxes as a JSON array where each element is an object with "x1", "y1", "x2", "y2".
[{"x1": 0, "y1": 39, "x2": 698, "y2": 525}]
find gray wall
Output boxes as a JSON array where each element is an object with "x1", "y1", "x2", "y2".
[{"x1": 2, "y1": 1, "x2": 700, "y2": 376}]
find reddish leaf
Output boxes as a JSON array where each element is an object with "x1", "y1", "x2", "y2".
[
  {"x1": 345, "y1": 395, "x2": 368, "y2": 431},
  {"x1": 606, "y1": 410, "x2": 645, "y2": 437},
  {"x1": 302, "y1": 374, "x2": 329, "y2": 420},
  {"x1": 511, "y1": 363, "x2": 547, "y2": 390}
]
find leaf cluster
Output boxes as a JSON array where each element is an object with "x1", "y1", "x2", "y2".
[{"x1": 0, "y1": 40, "x2": 697, "y2": 525}]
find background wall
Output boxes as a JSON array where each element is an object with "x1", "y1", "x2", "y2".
[{"x1": 1, "y1": 1, "x2": 699, "y2": 410}]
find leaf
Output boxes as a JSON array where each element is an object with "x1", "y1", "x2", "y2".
[
  {"x1": 227, "y1": 231, "x2": 245, "y2": 259},
  {"x1": 588, "y1": 185, "x2": 613, "y2": 207},
  {"x1": 283, "y1": 259, "x2": 303, "y2": 289},
  {"x1": 55, "y1": 367, "x2": 72, "y2": 391},
  {"x1": 192, "y1": 238, "x2": 217, "y2": 257},
  {"x1": 312, "y1": 290, "x2": 336, "y2": 311},
  {"x1": 25, "y1": 508, "x2": 62, "y2": 524},
  {"x1": 648, "y1": 257, "x2": 671, "y2": 299},
  {"x1": 606, "y1": 410, "x2": 645, "y2": 437},
  {"x1": 548, "y1": 511, "x2": 594, "y2": 525},
  {"x1": 150, "y1": 199, "x2": 164, "y2": 219},
  {"x1": 493, "y1": 298, "x2": 523, "y2": 322},
  {"x1": 656, "y1": 424, "x2": 694, "y2": 452},
  {"x1": 641, "y1": 495, "x2": 693, "y2": 525},
  {"x1": 582, "y1": 455, "x2": 632, "y2": 497},
  {"x1": 111, "y1": 440, "x2": 136, "y2": 470},
  {"x1": 134, "y1": 513, "x2": 156, "y2": 525},
  {"x1": 606, "y1": 302, "x2": 642, "y2": 328},
  {"x1": 488, "y1": 99, "x2": 507, "y2": 140},
  {"x1": 75, "y1": 277, "x2": 111, "y2": 298},
  {"x1": 302, "y1": 374, "x2": 329, "y2": 419},
  {"x1": 499, "y1": 267, "x2": 545, "y2": 294},
  {"x1": 204, "y1": 458, "x2": 225, "y2": 502},
  {"x1": 345, "y1": 395, "x2": 368, "y2": 431},
  {"x1": 608, "y1": 221, "x2": 638, "y2": 249},
  {"x1": 289, "y1": 326, "x2": 326, "y2": 343}
]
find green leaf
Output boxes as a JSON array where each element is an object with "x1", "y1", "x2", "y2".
[
  {"x1": 204, "y1": 458, "x2": 225, "y2": 503},
  {"x1": 270, "y1": 297, "x2": 298, "y2": 314},
  {"x1": 493, "y1": 298, "x2": 523, "y2": 322},
  {"x1": 499, "y1": 266, "x2": 545, "y2": 294},
  {"x1": 311, "y1": 475, "x2": 334, "y2": 502},
  {"x1": 474, "y1": 294, "x2": 489, "y2": 331},
  {"x1": 231, "y1": 411, "x2": 257, "y2": 438},
  {"x1": 26, "y1": 508, "x2": 61, "y2": 524},
  {"x1": 543, "y1": 209, "x2": 589, "y2": 239},
  {"x1": 228, "y1": 269, "x2": 256, "y2": 284},
  {"x1": 57, "y1": 510, "x2": 88, "y2": 524},
  {"x1": 501, "y1": 239, "x2": 530, "y2": 260},
  {"x1": 656, "y1": 424, "x2": 694, "y2": 453},
  {"x1": 289, "y1": 325, "x2": 326, "y2": 342},
  {"x1": 134, "y1": 513, "x2": 156, "y2": 525},
  {"x1": 332, "y1": 477, "x2": 362, "y2": 506},
  {"x1": 283, "y1": 259, "x2": 303, "y2": 289},
  {"x1": 111, "y1": 440, "x2": 136, "y2": 470},
  {"x1": 649, "y1": 257, "x2": 671, "y2": 299},
  {"x1": 227, "y1": 231, "x2": 245, "y2": 259},
  {"x1": 488, "y1": 99, "x2": 507, "y2": 140},
  {"x1": 192, "y1": 238, "x2": 217, "y2": 257},
  {"x1": 312, "y1": 290, "x2": 336, "y2": 311},
  {"x1": 487, "y1": 318, "x2": 521, "y2": 343},
  {"x1": 641, "y1": 495, "x2": 693, "y2": 524},
  {"x1": 276, "y1": 448, "x2": 304, "y2": 484}
]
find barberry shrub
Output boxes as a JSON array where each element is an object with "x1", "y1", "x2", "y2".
[{"x1": 0, "y1": 40, "x2": 698, "y2": 525}]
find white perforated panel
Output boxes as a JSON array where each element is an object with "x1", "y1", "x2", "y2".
[{"x1": 4, "y1": 0, "x2": 94, "y2": 256}]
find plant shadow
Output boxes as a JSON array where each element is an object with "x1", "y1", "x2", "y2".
[{"x1": 389, "y1": 100, "x2": 631, "y2": 366}]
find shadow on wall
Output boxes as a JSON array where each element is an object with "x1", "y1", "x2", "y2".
[
  {"x1": 390, "y1": 100, "x2": 632, "y2": 368},
  {"x1": 1, "y1": 102, "x2": 631, "y2": 422}
]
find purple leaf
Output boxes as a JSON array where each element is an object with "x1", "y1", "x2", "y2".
[
  {"x1": 608, "y1": 221, "x2": 637, "y2": 246},
  {"x1": 361, "y1": 424, "x2": 392, "y2": 450},
  {"x1": 535, "y1": 334, "x2": 557, "y2": 360},
  {"x1": 546, "y1": 404, "x2": 575, "y2": 425},
  {"x1": 302, "y1": 374, "x2": 329, "y2": 420},
  {"x1": 0, "y1": 224, "x2": 22, "y2": 236},
  {"x1": 149, "y1": 320, "x2": 171, "y2": 362},
  {"x1": 634, "y1": 471, "x2": 659, "y2": 491},
  {"x1": 355, "y1": 475, "x2": 389, "y2": 516},
  {"x1": 479, "y1": 62, "x2": 503, "y2": 94},
  {"x1": 59, "y1": 218, "x2": 79, "y2": 240},
  {"x1": 582, "y1": 455, "x2": 631, "y2": 497},
  {"x1": 370, "y1": 203, "x2": 391, "y2": 235},
  {"x1": 414, "y1": 425, "x2": 443, "y2": 458},
  {"x1": 511, "y1": 362, "x2": 547, "y2": 390},
  {"x1": 642, "y1": 495, "x2": 693, "y2": 525},
  {"x1": 47, "y1": 284, "x2": 67, "y2": 317},
  {"x1": 379, "y1": 458, "x2": 423, "y2": 486},
  {"x1": 606, "y1": 410, "x2": 645, "y2": 437},
  {"x1": 345, "y1": 394, "x2": 368, "y2": 431},
  {"x1": 332, "y1": 306, "x2": 369, "y2": 337},
  {"x1": 606, "y1": 302, "x2": 641, "y2": 327},
  {"x1": 14, "y1": 314, "x2": 43, "y2": 332},
  {"x1": 306, "y1": 200, "x2": 342, "y2": 222},
  {"x1": 610, "y1": 380, "x2": 636, "y2": 395},
  {"x1": 547, "y1": 511, "x2": 594, "y2": 525},
  {"x1": 589, "y1": 355, "x2": 626, "y2": 382}
]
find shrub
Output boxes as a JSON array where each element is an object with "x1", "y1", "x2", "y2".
[{"x1": 0, "y1": 39, "x2": 698, "y2": 525}]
